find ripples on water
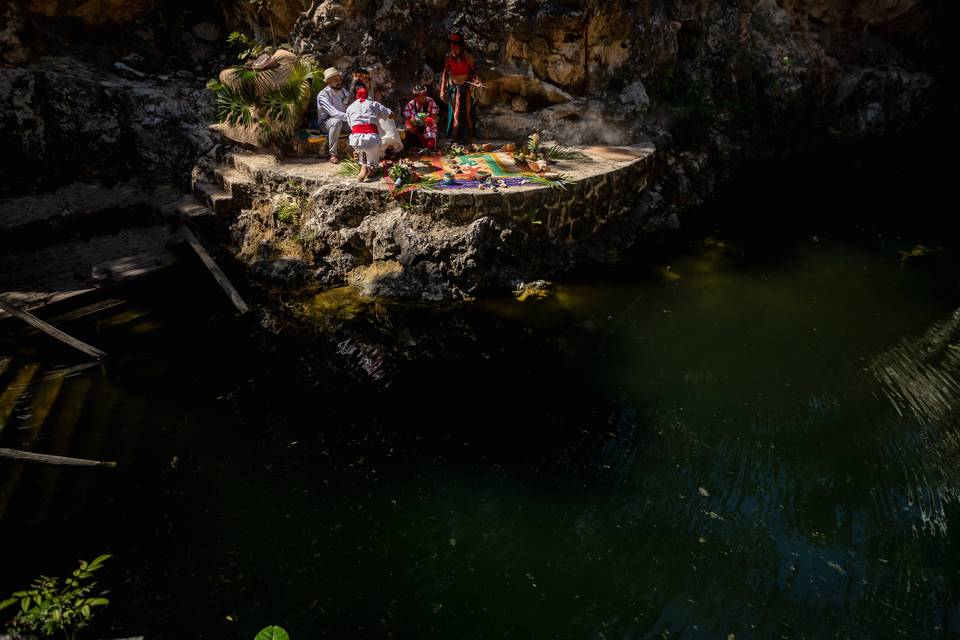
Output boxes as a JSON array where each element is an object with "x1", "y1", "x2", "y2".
[{"x1": 1, "y1": 235, "x2": 959, "y2": 639}]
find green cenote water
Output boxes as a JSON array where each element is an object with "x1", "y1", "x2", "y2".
[{"x1": 1, "y1": 147, "x2": 959, "y2": 639}]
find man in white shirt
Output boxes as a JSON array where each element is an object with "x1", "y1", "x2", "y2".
[
  {"x1": 346, "y1": 86, "x2": 394, "y2": 181},
  {"x1": 316, "y1": 67, "x2": 350, "y2": 164}
]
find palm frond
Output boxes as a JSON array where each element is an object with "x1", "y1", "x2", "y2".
[
  {"x1": 210, "y1": 55, "x2": 319, "y2": 145},
  {"x1": 337, "y1": 160, "x2": 362, "y2": 177},
  {"x1": 210, "y1": 82, "x2": 255, "y2": 127},
  {"x1": 542, "y1": 144, "x2": 587, "y2": 160},
  {"x1": 526, "y1": 173, "x2": 571, "y2": 190},
  {"x1": 234, "y1": 66, "x2": 273, "y2": 100}
]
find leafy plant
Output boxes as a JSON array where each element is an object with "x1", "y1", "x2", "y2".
[
  {"x1": 336, "y1": 159, "x2": 362, "y2": 177},
  {"x1": 226, "y1": 31, "x2": 268, "y2": 61},
  {"x1": 388, "y1": 161, "x2": 416, "y2": 183},
  {"x1": 275, "y1": 197, "x2": 302, "y2": 225},
  {"x1": 527, "y1": 173, "x2": 572, "y2": 190},
  {"x1": 208, "y1": 56, "x2": 318, "y2": 146},
  {"x1": 525, "y1": 132, "x2": 542, "y2": 158},
  {"x1": 0, "y1": 555, "x2": 112, "y2": 640},
  {"x1": 255, "y1": 625, "x2": 290, "y2": 640},
  {"x1": 542, "y1": 144, "x2": 586, "y2": 160}
]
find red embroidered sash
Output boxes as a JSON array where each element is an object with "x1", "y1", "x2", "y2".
[{"x1": 351, "y1": 124, "x2": 378, "y2": 134}]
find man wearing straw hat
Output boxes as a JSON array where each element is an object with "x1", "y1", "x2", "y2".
[{"x1": 316, "y1": 66, "x2": 350, "y2": 164}]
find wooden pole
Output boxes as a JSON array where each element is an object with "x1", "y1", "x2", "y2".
[
  {"x1": 0, "y1": 300, "x2": 106, "y2": 360},
  {"x1": 178, "y1": 226, "x2": 250, "y2": 314},
  {"x1": 0, "y1": 448, "x2": 117, "y2": 468}
]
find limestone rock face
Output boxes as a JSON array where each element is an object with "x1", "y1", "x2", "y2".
[
  {"x1": 777, "y1": 0, "x2": 926, "y2": 26},
  {"x1": 287, "y1": 0, "x2": 940, "y2": 147},
  {"x1": 0, "y1": 58, "x2": 216, "y2": 197},
  {"x1": 24, "y1": 0, "x2": 162, "y2": 26},
  {"x1": 0, "y1": 2, "x2": 28, "y2": 66}
]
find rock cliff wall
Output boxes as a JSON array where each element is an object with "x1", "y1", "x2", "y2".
[{"x1": 0, "y1": 0, "x2": 952, "y2": 298}]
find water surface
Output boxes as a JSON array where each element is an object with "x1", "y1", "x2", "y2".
[{"x1": 2, "y1": 148, "x2": 960, "y2": 639}]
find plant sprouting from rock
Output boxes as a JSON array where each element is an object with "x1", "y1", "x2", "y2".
[
  {"x1": 227, "y1": 31, "x2": 268, "y2": 61},
  {"x1": 0, "y1": 554, "x2": 112, "y2": 640}
]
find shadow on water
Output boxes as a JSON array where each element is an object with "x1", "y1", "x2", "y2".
[{"x1": 2, "y1": 130, "x2": 960, "y2": 639}]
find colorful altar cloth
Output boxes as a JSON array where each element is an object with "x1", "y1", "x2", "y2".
[{"x1": 388, "y1": 151, "x2": 541, "y2": 194}]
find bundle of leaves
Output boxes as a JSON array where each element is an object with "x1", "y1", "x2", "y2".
[
  {"x1": 388, "y1": 161, "x2": 416, "y2": 182},
  {"x1": 1, "y1": 555, "x2": 112, "y2": 640},
  {"x1": 207, "y1": 49, "x2": 319, "y2": 146}
]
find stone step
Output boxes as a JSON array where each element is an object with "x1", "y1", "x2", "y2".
[
  {"x1": 161, "y1": 194, "x2": 214, "y2": 221},
  {"x1": 214, "y1": 166, "x2": 255, "y2": 207},
  {"x1": 193, "y1": 180, "x2": 233, "y2": 216}
]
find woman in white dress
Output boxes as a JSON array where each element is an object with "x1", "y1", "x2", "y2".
[{"x1": 345, "y1": 86, "x2": 394, "y2": 182}]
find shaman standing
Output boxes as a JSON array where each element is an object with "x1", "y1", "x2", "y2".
[{"x1": 440, "y1": 32, "x2": 481, "y2": 140}]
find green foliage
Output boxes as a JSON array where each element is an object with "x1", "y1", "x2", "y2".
[
  {"x1": 541, "y1": 144, "x2": 587, "y2": 160},
  {"x1": 525, "y1": 132, "x2": 543, "y2": 158},
  {"x1": 255, "y1": 626, "x2": 290, "y2": 640},
  {"x1": 336, "y1": 160, "x2": 362, "y2": 177},
  {"x1": 208, "y1": 57, "x2": 319, "y2": 146},
  {"x1": 0, "y1": 555, "x2": 112, "y2": 640},
  {"x1": 227, "y1": 31, "x2": 268, "y2": 61},
  {"x1": 659, "y1": 67, "x2": 715, "y2": 149},
  {"x1": 275, "y1": 198, "x2": 302, "y2": 225},
  {"x1": 208, "y1": 79, "x2": 255, "y2": 128},
  {"x1": 527, "y1": 173, "x2": 572, "y2": 191},
  {"x1": 388, "y1": 161, "x2": 415, "y2": 182}
]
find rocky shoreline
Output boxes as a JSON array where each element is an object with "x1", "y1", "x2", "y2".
[{"x1": 0, "y1": 0, "x2": 949, "y2": 304}]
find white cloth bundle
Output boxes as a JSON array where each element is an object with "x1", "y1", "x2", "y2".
[{"x1": 379, "y1": 118, "x2": 402, "y2": 153}]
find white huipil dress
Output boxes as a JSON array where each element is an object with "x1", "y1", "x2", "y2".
[{"x1": 345, "y1": 98, "x2": 393, "y2": 170}]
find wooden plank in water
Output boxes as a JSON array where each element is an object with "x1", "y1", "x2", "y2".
[
  {"x1": 91, "y1": 251, "x2": 176, "y2": 284},
  {"x1": 0, "y1": 300, "x2": 106, "y2": 360},
  {"x1": 14, "y1": 299, "x2": 126, "y2": 336},
  {"x1": 0, "y1": 287, "x2": 98, "y2": 321},
  {"x1": 178, "y1": 225, "x2": 250, "y2": 314},
  {"x1": 0, "y1": 448, "x2": 116, "y2": 468}
]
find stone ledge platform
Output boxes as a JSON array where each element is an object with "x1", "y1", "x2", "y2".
[{"x1": 218, "y1": 142, "x2": 656, "y2": 242}]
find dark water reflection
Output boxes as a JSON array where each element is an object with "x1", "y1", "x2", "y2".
[
  {"x1": 2, "y1": 229, "x2": 960, "y2": 639},
  {"x1": 4, "y1": 130, "x2": 960, "y2": 638}
]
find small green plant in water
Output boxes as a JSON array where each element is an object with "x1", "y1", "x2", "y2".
[
  {"x1": 0, "y1": 554, "x2": 112, "y2": 640},
  {"x1": 255, "y1": 625, "x2": 290, "y2": 640},
  {"x1": 898, "y1": 244, "x2": 937, "y2": 264}
]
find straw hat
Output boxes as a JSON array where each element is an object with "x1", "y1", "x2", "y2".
[{"x1": 323, "y1": 67, "x2": 342, "y2": 82}]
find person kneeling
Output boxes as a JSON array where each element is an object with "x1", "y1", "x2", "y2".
[
  {"x1": 402, "y1": 85, "x2": 440, "y2": 150},
  {"x1": 346, "y1": 87, "x2": 394, "y2": 182}
]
